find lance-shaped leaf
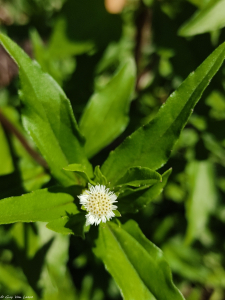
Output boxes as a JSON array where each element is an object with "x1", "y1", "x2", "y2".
[
  {"x1": 102, "y1": 41, "x2": 225, "y2": 185},
  {"x1": 178, "y1": 0, "x2": 225, "y2": 37},
  {"x1": 185, "y1": 160, "x2": 217, "y2": 244},
  {"x1": 94, "y1": 220, "x2": 184, "y2": 300},
  {"x1": 0, "y1": 33, "x2": 93, "y2": 187},
  {"x1": 79, "y1": 58, "x2": 136, "y2": 158},
  {"x1": 0, "y1": 186, "x2": 81, "y2": 224},
  {"x1": 117, "y1": 169, "x2": 171, "y2": 214},
  {"x1": 114, "y1": 167, "x2": 161, "y2": 188}
]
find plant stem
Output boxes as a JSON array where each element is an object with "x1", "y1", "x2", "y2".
[{"x1": 0, "y1": 109, "x2": 48, "y2": 169}]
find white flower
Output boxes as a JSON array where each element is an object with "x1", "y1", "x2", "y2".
[{"x1": 78, "y1": 184, "x2": 118, "y2": 226}]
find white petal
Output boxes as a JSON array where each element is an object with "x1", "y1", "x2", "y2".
[{"x1": 78, "y1": 184, "x2": 118, "y2": 226}]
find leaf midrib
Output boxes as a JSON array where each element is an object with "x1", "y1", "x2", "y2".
[
  {"x1": 119, "y1": 49, "x2": 225, "y2": 172},
  {"x1": 20, "y1": 68, "x2": 76, "y2": 184},
  {"x1": 106, "y1": 223, "x2": 157, "y2": 299}
]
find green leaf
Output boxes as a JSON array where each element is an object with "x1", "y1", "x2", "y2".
[
  {"x1": 117, "y1": 169, "x2": 171, "y2": 214},
  {"x1": 48, "y1": 18, "x2": 94, "y2": 59},
  {"x1": 63, "y1": 163, "x2": 95, "y2": 185},
  {"x1": 46, "y1": 213, "x2": 86, "y2": 238},
  {"x1": 36, "y1": 224, "x2": 77, "y2": 299},
  {"x1": 19, "y1": 159, "x2": 50, "y2": 192},
  {"x1": 205, "y1": 90, "x2": 225, "y2": 120},
  {"x1": 0, "y1": 122, "x2": 14, "y2": 175},
  {"x1": 94, "y1": 220, "x2": 184, "y2": 300},
  {"x1": 0, "y1": 186, "x2": 81, "y2": 224},
  {"x1": 114, "y1": 167, "x2": 162, "y2": 188},
  {"x1": 102, "y1": 41, "x2": 225, "y2": 185},
  {"x1": 93, "y1": 165, "x2": 108, "y2": 185},
  {"x1": 30, "y1": 24, "x2": 93, "y2": 85},
  {"x1": 0, "y1": 33, "x2": 93, "y2": 187},
  {"x1": 185, "y1": 160, "x2": 217, "y2": 244},
  {"x1": 79, "y1": 58, "x2": 136, "y2": 158},
  {"x1": 162, "y1": 237, "x2": 210, "y2": 283},
  {"x1": 113, "y1": 210, "x2": 121, "y2": 217},
  {"x1": 202, "y1": 133, "x2": 225, "y2": 166},
  {"x1": 0, "y1": 263, "x2": 29, "y2": 293},
  {"x1": 178, "y1": 0, "x2": 225, "y2": 36}
]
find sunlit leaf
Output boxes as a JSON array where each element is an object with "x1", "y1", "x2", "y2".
[
  {"x1": 102, "y1": 41, "x2": 225, "y2": 185},
  {"x1": 79, "y1": 58, "x2": 136, "y2": 158},
  {"x1": 0, "y1": 33, "x2": 93, "y2": 187},
  {"x1": 179, "y1": 0, "x2": 225, "y2": 36},
  {"x1": 94, "y1": 220, "x2": 185, "y2": 300},
  {"x1": 0, "y1": 186, "x2": 81, "y2": 224}
]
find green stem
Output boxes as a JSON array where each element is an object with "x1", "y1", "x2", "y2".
[{"x1": 0, "y1": 109, "x2": 48, "y2": 169}]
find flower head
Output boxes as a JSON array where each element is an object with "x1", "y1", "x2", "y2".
[{"x1": 78, "y1": 184, "x2": 118, "y2": 225}]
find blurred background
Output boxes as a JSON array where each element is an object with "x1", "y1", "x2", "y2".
[{"x1": 0, "y1": 0, "x2": 225, "y2": 299}]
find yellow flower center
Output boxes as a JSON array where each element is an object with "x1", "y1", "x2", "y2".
[{"x1": 87, "y1": 192, "x2": 112, "y2": 218}]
